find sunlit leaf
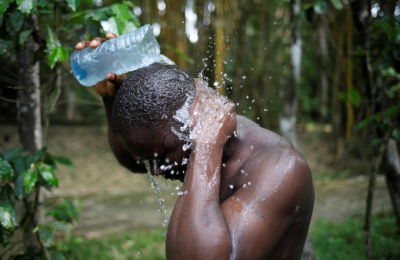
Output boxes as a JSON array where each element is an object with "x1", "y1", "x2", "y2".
[
  {"x1": 330, "y1": 0, "x2": 343, "y2": 10},
  {"x1": 21, "y1": 169, "x2": 38, "y2": 192},
  {"x1": 105, "y1": 17, "x2": 119, "y2": 35},
  {"x1": 16, "y1": 0, "x2": 33, "y2": 14},
  {"x1": 0, "y1": 157, "x2": 13, "y2": 181},
  {"x1": 66, "y1": 0, "x2": 80, "y2": 12},
  {"x1": 381, "y1": 67, "x2": 398, "y2": 77},
  {"x1": 111, "y1": 3, "x2": 131, "y2": 22},
  {"x1": 123, "y1": 21, "x2": 137, "y2": 34},
  {"x1": 0, "y1": 205, "x2": 16, "y2": 231},
  {"x1": 19, "y1": 29, "x2": 33, "y2": 45},
  {"x1": 38, "y1": 164, "x2": 58, "y2": 187},
  {"x1": 48, "y1": 47, "x2": 69, "y2": 69},
  {"x1": 46, "y1": 26, "x2": 61, "y2": 50},
  {"x1": 0, "y1": 0, "x2": 13, "y2": 18}
]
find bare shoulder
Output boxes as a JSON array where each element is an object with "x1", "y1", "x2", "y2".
[
  {"x1": 220, "y1": 130, "x2": 314, "y2": 258},
  {"x1": 234, "y1": 118, "x2": 314, "y2": 215},
  {"x1": 249, "y1": 144, "x2": 314, "y2": 212}
]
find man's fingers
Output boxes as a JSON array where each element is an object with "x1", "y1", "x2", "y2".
[
  {"x1": 106, "y1": 33, "x2": 117, "y2": 39},
  {"x1": 89, "y1": 37, "x2": 106, "y2": 48},
  {"x1": 106, "y1": 73, "x2": 116, "y2": 82},
  {"x1": 75, "y1": 40, "x2": 90, "y2": 50}
]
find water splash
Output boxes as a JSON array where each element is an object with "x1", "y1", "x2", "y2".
[{"x1": 144, "y1": 160, "x2": 169, "y2": 228}]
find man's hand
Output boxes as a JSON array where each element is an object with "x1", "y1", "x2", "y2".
[
  {"x1": 75, "y1": 33, "x2": 125, "y2": 98},
  {"x1": 190, "y1": 79, "x2": 236, "y2": 146}
]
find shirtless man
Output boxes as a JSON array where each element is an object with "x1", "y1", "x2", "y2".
[{"x1": 75, "y1": 34, "x2": 314, "y2": 259}]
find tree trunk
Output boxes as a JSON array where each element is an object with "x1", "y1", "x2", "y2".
[
  {"x1": 317, "y1": 16, "x2": 329, "y2": 121},
  {"x1": 280, "y1": 0, "x2": 301, "y2": 147},
  {"x1": 384, "y1": 138, "x2": 400, "y2": 233},
  {"x1": 16, "y1": 13, "x2": 43, "y2": 254}
]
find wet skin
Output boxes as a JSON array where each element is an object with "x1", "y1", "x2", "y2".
[{"x1": 76, "y1": 38, "x2": 314, "y2": 259}]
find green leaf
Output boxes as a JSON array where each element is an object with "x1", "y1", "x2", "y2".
[
  {"x1": 104, "y1": 17, "x2": 120, "y2": 35},
  {"x1": 65, "y1": 198, "x2": 79, "y2": 221},
  {"x1": 314, "y1": 0, "x2": 329, "y2": 14},
  {"x1": 111, "y1": 3, "x2": 131, "y2": 22},
  {"x1": 13, "y1": 157, "x2": 27, "y2": 174},
  {"x1": 393, "y1": 128, "x2": 400, "y2": 141},
  {"x1": 28, "y1": 147, "x2": 48, "y2": 165},
  {"x1": 48, "y1": 46, "x2": 69, "y2": 69},
  {"x1": 21, "y1": 169, "x2": 38, "y2": 192},
  {"x1": 19, "y1": 29, "x2": 33, "y2": 45},
  {"x1": 0, "y1": 205, "x2": 16, "y2": 231},
  {"x1": 6, "y1": 11, "x2": 24, "y2": 36},
  {"x1": 66, "y1": 0, "x2": 80, "y2": 12},
  {"x1": 349, "y1": 88, "x2": 361, "y2": 108},
  {"x1": 4, "y1": 147, "x2": 22, "y2": 162},
  {"x1": 0, "y1": 184, "x2": 15, "y2": 208},
  {"x1": 50, "y1": 251, "x2": 67, "y2": 260},
  {"x1": 123, "y1": 21, "x2": 137, "y2": 34},
  {"x1": 46, "y1": 25, "x2": 61, "y2": 50},
  {"x1": 372, "y1": 138, "x2": 382, "y2": 146},
  {"x1": 330, "y1": 0, "x2": 343, "y2": 10},
  {"x1": 1, "y1": 225, "x2": 14, "y2": 246},
  {"x1": 53, "y1": 156, "x2": 74, "y2": 167},
  {"x1": 0, "y1": 40, "x2": 14, "y2": 55},
  {"x1": 38, "y1": 164, "x2": 58, "y2": 187},
  {"x1": 14, "y1": 176, "x2": 26, "y2": 200},
  {"x1": 39, "y1": 226, "x2": 54, "y2": 247},
  {"x1": 0, "y1": 157, "x2": 14, "y2": 181},
  {"x1": 0, "y1": 0, "x2": 13, "y2": 18},
  {"x1": 381, "y1": 67, "x2": 398, "y2": 77},
  {"x1": 16, "y1": 0, "x2": 33, "y2": 14}
]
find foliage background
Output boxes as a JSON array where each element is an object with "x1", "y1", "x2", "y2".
[{"x1": 0, "y1": 0, "x2": 400, "y2": 259}]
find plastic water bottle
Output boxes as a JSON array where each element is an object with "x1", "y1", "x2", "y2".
[{"x1": 70, "y1": 24, "x2": 174, "y2": 86}]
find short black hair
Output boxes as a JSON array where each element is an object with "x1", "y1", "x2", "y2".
[{"x1": 112, "y1": 63, "x2": 195, "y2": 141}]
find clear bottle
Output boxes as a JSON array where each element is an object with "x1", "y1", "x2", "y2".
[{"x1": 70, "y1": 24, "x2": 174, "y2": 86}]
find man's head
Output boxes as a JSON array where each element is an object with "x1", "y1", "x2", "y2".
[{"x1": 112, "y1": 63, "x2": 195, "y2": 178}]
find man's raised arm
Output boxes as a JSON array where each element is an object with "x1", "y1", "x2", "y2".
[{"x1": 75, "y1": 36, "x2": 146, "y2": 173}]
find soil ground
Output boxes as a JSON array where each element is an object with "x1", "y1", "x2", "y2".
[{"x1": 0, "y1": 124, "x2": 391, "y2": 239}]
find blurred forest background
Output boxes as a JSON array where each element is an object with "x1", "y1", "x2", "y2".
[{"x1": 1, "y1": 0, "x2": 400, "y2": 259}]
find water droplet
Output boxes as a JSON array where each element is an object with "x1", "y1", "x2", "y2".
[
  {"x1": 229, "y1": 184, "x2": 234, "y2": 189},
  {"x1": 243, "y1": 184, "x2": 248, "y2": 189},
  {"x1": 242, "y1": 76, "x2": 247, "y2": 79},
  {"x1": 250, "y1": 146, "x2": 254, "y2": 150}
]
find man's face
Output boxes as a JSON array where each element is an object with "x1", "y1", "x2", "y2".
[{"x1": 124, "y1": 129, "x2": 191, "y2": 180}]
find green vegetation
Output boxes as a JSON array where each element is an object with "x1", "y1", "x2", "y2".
[
  {"x1": 64, "y1": 228, "x2": 166, "y2": 260},
  {"x1": 312, "y1": 213, "x2": 400, "y2": 260}
]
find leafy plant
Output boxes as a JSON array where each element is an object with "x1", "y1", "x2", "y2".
[
  {"x1": 0, "y1": 146, "x2": 78, "y2": 259},
  {"x1": 312, "y1": 213, "x2": 400, "y2": 260}
]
